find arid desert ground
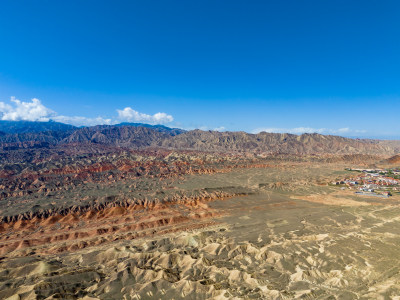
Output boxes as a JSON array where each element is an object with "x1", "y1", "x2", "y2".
[{"x1": 2, "y1": 156, "x2": 400, "y2": 299}]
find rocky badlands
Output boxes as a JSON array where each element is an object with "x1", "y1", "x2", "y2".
[{"x1": 1, "y1": 124, "x2": 400, "y2": 299}]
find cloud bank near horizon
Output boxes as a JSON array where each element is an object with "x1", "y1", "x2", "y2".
[
  {"x1": 0, "y1": 97, "x2": 55, "y2": 122},
  {"x1": 117, "y1": 107, "x2": 173, "y2": 124},
  {"x1": 0, "y1": 97, "x2": 369, "y2": 136},
  {"x1": 252, "y1": 127, "x2": 367, "y2": 135},
  {"x1": 0, "y1": 97, "x2": 174, "y2": 126}
]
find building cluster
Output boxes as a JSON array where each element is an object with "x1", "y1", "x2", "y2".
[{"x1": 332, "y1": 168, "x2": 400, "y2": 197}]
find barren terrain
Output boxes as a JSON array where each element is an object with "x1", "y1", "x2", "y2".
[
  {"x1": 1, "y1": 123, "x2": 400, "y2": 299},
  {"x1": 2, "y1": 153, "x2": 400, "y2": 299}
]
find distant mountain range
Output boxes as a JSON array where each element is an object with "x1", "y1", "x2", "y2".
[
  {"x1": 0, "y1": 120, "x2": 76, "y2": 134},
  {"x1": 114, "y1": 122, "x2": 185, "y2": 135},
  {"x1": 0, "y1": 120, "x2": 185, "y2": 134},
  {"x1": 0, "y1": 120, "x2": 399, "y2": 157}
]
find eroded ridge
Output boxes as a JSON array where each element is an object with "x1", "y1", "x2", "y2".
[
  {"x1": 0, "y1": 189, "x2": 247, "y2": 256},
  {"x1": 3, "y1": 203, "x2": 400, "y2": 299},
  {"x1": 2, "y1": 156, "x2": 400, "y2": 299}
]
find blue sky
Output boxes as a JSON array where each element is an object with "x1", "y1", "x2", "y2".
[{"x1": 0, "y1": 0, "x2": 399, "y2": 138}]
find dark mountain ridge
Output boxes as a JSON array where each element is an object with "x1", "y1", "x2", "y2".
[
  {"x1": 62, "y1": 125, "x2": 175, "y2": 148},
  {"x1": 114, "y1": 122, "x2": 185, "y2": 135},
  {"x1": 0, "y1": 120, "x2": 76, "y2": 133}
]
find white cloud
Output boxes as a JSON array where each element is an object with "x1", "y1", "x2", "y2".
[
  {"x1": 0, "y1": 97, "x2": 175, "y2": 127},
  {"x1": 117, "y1": 107, "x2": 173, "y2": 124},
  {"x1": 213, "y1": 126, "x2": 226, "y2": 132},
  {"x1": 0, "y1": 97, "x2": 55, "y2": 121},
  {"x1": 252, "y1": 127, "x2": 366, "y2": 135},
  {"x1": 52, "y1": 115, "x2": 113, "y2": 127},
  {"x1": 183, "y1": 125, "x2": 226, "y2": 131}
]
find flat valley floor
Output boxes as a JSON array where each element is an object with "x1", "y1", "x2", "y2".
[{"x1": 2, "y1": 163, "x2": 400, "y2": 299}]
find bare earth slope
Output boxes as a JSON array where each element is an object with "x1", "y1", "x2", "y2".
[{"x1": 386, "y1": 154, "x2": 400, "y2": 164}]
